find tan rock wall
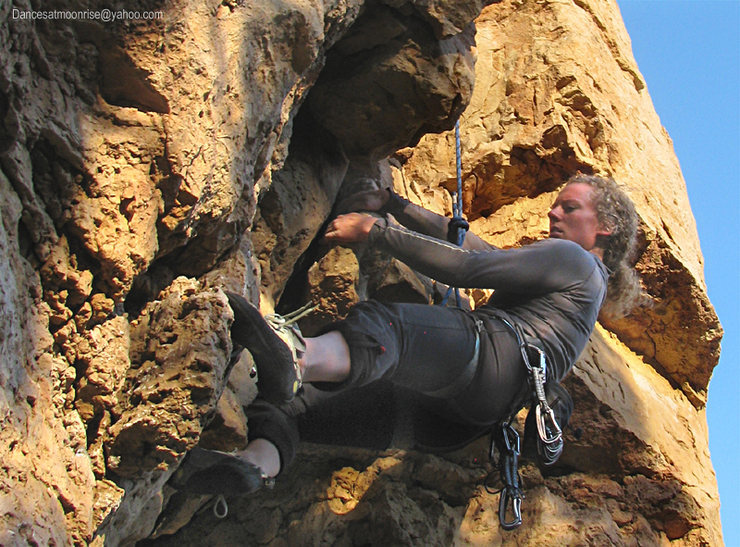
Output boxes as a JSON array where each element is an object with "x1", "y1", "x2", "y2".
[
  {"x1": 1, "y1": 0, "x2": 482, "y2": 544},
  {"x1": 0, "y1": 0, "x2": 722, "y2": 545}
]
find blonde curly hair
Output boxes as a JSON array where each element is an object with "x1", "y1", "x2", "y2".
[{"x1": 565, "y1": 174, "x2": 642, "y2": 317}]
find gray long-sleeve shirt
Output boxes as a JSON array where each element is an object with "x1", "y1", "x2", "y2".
[{"x1": 368, "y1": 193, "x2": 608, "y2": 382}]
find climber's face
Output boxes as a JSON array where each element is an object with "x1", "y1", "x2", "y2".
[{"x1": 548, "y1": 183, "x2": 611, "y2": 255}]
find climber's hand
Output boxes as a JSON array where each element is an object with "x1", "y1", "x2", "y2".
[
  {"x1": 323, "y1": 213, "x2": 378, "y2": 245},
  {"x1": 336, "y1": 188, "x2": 390, "y2": 214}
]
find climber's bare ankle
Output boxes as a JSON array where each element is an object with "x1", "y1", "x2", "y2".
[{"x1": 238, "y1": 438, "x2": 281, "y2": 478}]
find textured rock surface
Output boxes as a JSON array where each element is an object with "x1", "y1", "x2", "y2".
[{"x1": 0, "y1": 0, "x2": 723, "y2": 545}]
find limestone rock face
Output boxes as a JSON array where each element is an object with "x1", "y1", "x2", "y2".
[
  {"x1": 106, "y1": 280, "x2": 233, "y2": 478},
  {"x1": 307, "y1": 2, "x2": 476, "y2": 158},
  {"x1": 1, "y1": 0, "x2": 480, "y2": 543},
  {"x1": 0, "y1": 0, "x2": 723, "y2": 546}
]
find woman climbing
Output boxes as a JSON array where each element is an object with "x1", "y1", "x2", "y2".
[{"x1": 171, "y1": 173, "x2": 640, "y2": 499}]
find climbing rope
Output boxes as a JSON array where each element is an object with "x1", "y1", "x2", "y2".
[{"x1": 441, "y1": 120, "x2": 469, "y2": 307}]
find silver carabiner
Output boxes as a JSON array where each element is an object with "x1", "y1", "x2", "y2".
[
  {"x1": 535, "y1": 404, "x2": 564, "y2": 465},
  {"x1": 536, "y1": 404, "x2": 563, "y2": 444},
  {"x1": 213, "y1": 494, "x2": 228, "y2": 519},
  {"x1": 499, "y1": 487, "x2": 523, "y2": 530}
]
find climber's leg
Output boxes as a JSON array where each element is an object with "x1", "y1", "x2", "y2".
[
  {"x1": 315, "y1": 300, "x2": 479, "y2": 394},
  {"x1": 227, "y1": 292, "x2": 307, "y2": 404},
  {"x1": 239, "y1": 383, "x2": 400, "y2": 482},
  {"x1": 169, "y1": 391, "x2": 304, "y2": 495},
  {"x1": 227, "y1": 294, "x2": 478, "y2": 402},
  {"x1": 301, "y1": 331, "x2": 351, "y2": 383}
]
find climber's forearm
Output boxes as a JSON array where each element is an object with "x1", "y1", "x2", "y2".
[{"x1": 383, "y1": 190, "x2": 493, "y2": 251}]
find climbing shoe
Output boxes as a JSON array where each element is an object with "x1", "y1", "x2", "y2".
[
  {"x1": 226, "y1": 292, "x2": 308, "y2": 405},
  {"x1": 169, "y1": 446, "x2": 273, "y2": 496}
]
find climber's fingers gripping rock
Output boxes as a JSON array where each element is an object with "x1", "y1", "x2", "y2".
[{"x1": 323, "y1": 213, "x2": 378, "y2": 246}]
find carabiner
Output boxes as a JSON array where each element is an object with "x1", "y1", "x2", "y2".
[
  {"x1": 535, "y1": 404, "x2": 564, "y2": 465},
  {"x1": 499, "y1": 486, "x2": 523, "y2": 530},
  {"x1": 536, "y1": 404, "x2": 563, "y2": 444},
  {"x1": 502, "y1": 423, "x2": 520, "y2": 456},
  {"x1": 213, "y1": 494, "x2": 228, "y2": 519}
]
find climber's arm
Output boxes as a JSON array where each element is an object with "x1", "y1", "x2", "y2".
[
  {"x1": 323, "y1": 213, "x2": 595, "y2": 293},
  {"x1": 337, "y1": 188, "x2": 494, "y2": 251}
]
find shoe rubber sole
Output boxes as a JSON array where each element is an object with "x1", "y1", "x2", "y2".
[
  {"x1": 170, "y1": 447, "x2": 265, "y2": 496},
  {"x1": 226, "y1": 292, "x2": 300, "y2": 404}
]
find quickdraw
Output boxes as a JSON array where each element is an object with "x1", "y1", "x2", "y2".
[
  {"x1": 489, "y1": 318, "x2": 567, "y2": 530},
  {"x1": 489, "y1": 422, "x2": 523, "y2": 530},
  {"x1": 518, "y1": 335, "x2": 563, "y2": 467}
]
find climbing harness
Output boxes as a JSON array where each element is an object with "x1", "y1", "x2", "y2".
[{"x1": 441, "y1": 120, "x2": 469, "y2": 307}]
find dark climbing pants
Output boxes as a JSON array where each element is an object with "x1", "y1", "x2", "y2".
[{"x1": 245, "y1": 301, "x2": 528, "y2": 471}]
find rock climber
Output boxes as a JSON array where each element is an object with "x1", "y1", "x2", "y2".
[{"x1": 170, "y1": 173, "x2": 640, "y2": 495}]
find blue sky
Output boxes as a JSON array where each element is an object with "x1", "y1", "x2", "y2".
[{"x1": 618, "y1": 0, "x2": 740, "y2": 542}]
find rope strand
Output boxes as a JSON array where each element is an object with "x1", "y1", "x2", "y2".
[{"x1": 442, "y1": 120, "x2": 467, "y2": 307}]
